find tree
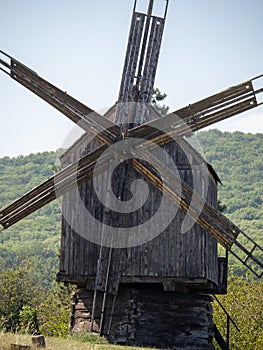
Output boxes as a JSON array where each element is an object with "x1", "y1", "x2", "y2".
[
  {"x1": 0, "y1": 261, "x2": 43, "y2": 332},
  {"x1": 0, "y1": 260, "x2": 73, "y2": 337},
  {"x1": 213, "y1": 276, "x2": 263, "y2": 349},
  {"x1": 218, "y1": 200, "x2": 227, "y2": 213},
  {"x1": 37, "y1": 284, "x2": 74, "y2": 337},
  {"x1": 151, "y1": 87, "x2": 169, "y2": 116}
]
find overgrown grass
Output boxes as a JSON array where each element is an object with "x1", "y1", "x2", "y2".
[{"x1": 0, "y1": 332, "x2": 152, "y2": 350}]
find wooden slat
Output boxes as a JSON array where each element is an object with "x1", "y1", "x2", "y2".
[
  {"x1": 3, "y1": 87, "x2": 252, "y2": 227},
  {"x1": 0, "y1": 145, "x2": 109, "y2": 228},
  {"x1": 230, "y1": 231, "x2": 263, "y2": 278},
  {"x1": 138, "y1": 16, "x2": 165, "y2": 103},
  {"x1": 10, "y1": 59, "x2": 119, "y2": 144},
  {"x1": 0, "y1": 94, "x2": 257, "y2": 230},
  {"x1": 163, "y1": 98, "x2": 257, "y2": 145},
  {"x1": 0, "y1": 143, "x2": 106, "y2": 218},
  {"x1": 174, "y1": 80, "x2": 254, "y2": 120},
  {"x1": 131, "y1": 148, "x2": 263, "y2": 277},
  {"x1": 0, "y1": 94, "x2": 258, "y2": 230},
  {"x1": 131, "y1": 151, "x2": 240, "y2": 250},
  {"x1": 117, "y1": 12, "x2": 146, "y2": 105},
  {"x1": 129, "y1": 97, "x2": 257, "y2": 146}
]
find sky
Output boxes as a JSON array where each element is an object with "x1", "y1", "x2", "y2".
[{"x1": 0, "y1": 0, "x2": 263, "y2": 157}]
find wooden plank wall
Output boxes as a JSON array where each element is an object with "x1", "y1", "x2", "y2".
[{"x1": 59, "y1": 134, "x2": 218, "y2": 286}]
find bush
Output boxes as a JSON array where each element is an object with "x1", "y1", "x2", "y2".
[
  {"x1": 19, "y1": 306, "x2": 39, "y2": 334},
  {"x1": 0, "y1": 262, "x2": 43, "y2": 332},
  {"x1": 37, "y1": 284, "x2": 74, "y2": 337},
  {"x1": 213, "y1": 275, "x2": 263, "y2": 349}
]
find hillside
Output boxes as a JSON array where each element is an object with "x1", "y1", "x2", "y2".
[
  {"x1": 0, "y1": 130, "x2": 262, "y2": 281},
  {"x1": 197, "y1": 130, "x2": 263, "y2": 276},
  {"x1": 0, "y1": 152, "x2": 60, "y2": 285}
]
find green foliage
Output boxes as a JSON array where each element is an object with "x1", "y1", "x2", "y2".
[
  {"x1": 213, "y1": 276, "x2": 263, "y2": 349},
  {"x1": 151, "y1": 87, "x2": 169, "y2": 116},
  {"x1": 37, "y1": 284, "x2": 74, "y2": 337},
  {"x1": 0, "y1": 260, "x2": 73, "y2": 337},
  {"x1": 19, "y1": 306, "x2": 39, "y2": 335},
  {"x1": 198, "y1": 130, "x2": 263, "y2": 277},
  {"x1": 0, "y1": 262, "x2": 43, "y2": 332},
  {"x1": 0, "y1": 151, "x2": 60, "y2": 287},
  {"x1": 217, "y1": 200, "x2": 227, "y2": 213}
]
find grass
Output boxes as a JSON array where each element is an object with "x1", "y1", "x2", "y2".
[{"x1": 0, "y1": 332, "x2": 152, "y2": 350}]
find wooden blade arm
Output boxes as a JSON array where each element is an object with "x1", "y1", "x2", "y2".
[
  {"x1": 132, "y1": 149, "x2": 263, "y2": 276},
  {"x1": 132, "y1": 149, "x2": 239, "y2": 249},
  {"x1": 128, "y1": 75, "x2": 262, "y2": 145},
  {"x1": 140, "y1": 97, "x2": 257, "y2": 149},
  {"x1": 0, "y1": 50, "x2": 119, "y2": 144},
  {"x1": 0, "y1": 144, "x2": 109, "y2": 229}
]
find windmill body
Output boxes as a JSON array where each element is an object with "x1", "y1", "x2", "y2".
[
  {"x1": 58, "y1": 119, "x2": 220, "y2": 347},
  {"x1": 0, "y1": 0, "x2": 262, "y2": 349}
]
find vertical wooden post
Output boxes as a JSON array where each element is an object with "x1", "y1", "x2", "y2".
[{"x1": 32, "y1": 335, "x2": 45, "y2": 348}]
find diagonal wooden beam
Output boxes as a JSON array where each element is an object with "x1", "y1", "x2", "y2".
[
  {"x1": 0, "y1": 144, "x2": 109, "y2": 229},
  {"x1": 129, "y1": 76, "x2": 262, "y2": 145},
  {"x1": 2, "y1": 137, "x2": 262, "y2": 276},
  {"x1": 0, "y1": 50, "x2": 120, "y2": 145},
  {"x1": 131, "y1": 152, "x2": 237, "y2": 250},
  {"x1": 131, "y1": 149, "x2": 263, "y2": 276}
]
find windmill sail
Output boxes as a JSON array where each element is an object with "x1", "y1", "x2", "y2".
[
  {"x1": 116, "y1": 0, "x2": 168, "y2": 130},
  {"x1": 0, "y1": 50, "x2": 119, "y2": 144},
  {"x1": 129, "y1": 75, "x2": 263, "y2": 144},
  {"x1": 117, "y1": 0, "x2": 168, "y2": 105}
]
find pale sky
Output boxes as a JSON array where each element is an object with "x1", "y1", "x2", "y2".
[{"x1": 0, "y1": 0, "x2": 263, "y2": 157}]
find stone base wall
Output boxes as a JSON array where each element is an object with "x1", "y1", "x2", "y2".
[{"x1": 69, "y1": 284, "x2": 215, "y2": 350}]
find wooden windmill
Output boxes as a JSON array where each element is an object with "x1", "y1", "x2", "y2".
[{"x1": 0, "y1": 0, "x2": 263, "y2": 348}]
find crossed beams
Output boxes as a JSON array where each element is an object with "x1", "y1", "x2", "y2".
[{"x1": 0, "y1": 52, "x2": 263, "y2": 275}]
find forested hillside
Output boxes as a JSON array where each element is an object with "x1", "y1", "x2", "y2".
[
  {"x1": 197, "y1": 130, "x2": 263, "y2": 277},
  {"x1": 0, "y1": 130, "x2": 262, "y2": 282},
  {"x1": 0, "y1": 152, "x2": 60, "y2": 286}
]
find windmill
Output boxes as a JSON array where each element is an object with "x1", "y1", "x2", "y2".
[{"x1": 0, "y1": 0, "x2": 263, "y2": 348}]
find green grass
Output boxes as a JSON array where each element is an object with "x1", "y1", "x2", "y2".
[{"x1": 0, "y1": 332, "x2": 152, "y2": 350}]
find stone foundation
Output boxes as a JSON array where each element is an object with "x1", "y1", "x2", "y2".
[{"x1": 69, "y1": 284, "x2": 215, "y2": 350}]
